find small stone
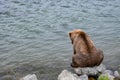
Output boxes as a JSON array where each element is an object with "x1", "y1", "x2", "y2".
[
  {"x1": 98, "y1": 74, "x2": 109, "y2": 80},
  {"x1": 108, "y1": 74, "x2": 114, "y2": 80},
  {"x1": 79, "y1": 75, "x2": 88, "y2": 80},
  {"x1": 0, "y1": 75, "x2": 15, "y2": 80},
  {"x1": 98, "y1": 74, "x2": 114, "y2": 80},
  {"x1": 20, "y1": 74, "x2": 38, "y2": 80},
  {"x1": 114, "y1": 71, "x2": 120, "y2": 77},
  {"x1": 96, "y1": 64, "x2": 106, "y2": 72},
  {"x1": 103, "y1": 70, "x2": 113, "y2": 75}
]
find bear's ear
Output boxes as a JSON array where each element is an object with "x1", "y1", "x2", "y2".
[
  {"x1": 78, "y1": 30, "x2": 85, "y2": 38},
  {"x1": 77, "y1": 31, "x2": 81, "y2": 36},
  {"x1": 69, "y1": 32, "x2": 72, "y2": 37},
  {"x1": 69, "y1": 32, "x2": 73, "y2": 44}
]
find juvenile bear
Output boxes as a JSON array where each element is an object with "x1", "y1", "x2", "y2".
[{"x1": 69, "y1": 29, "x2": 104, "y2": 68}]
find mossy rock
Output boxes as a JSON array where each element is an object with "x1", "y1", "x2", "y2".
[{"x1": 98, "y1": 74, "x2": 109, "y2": 80}]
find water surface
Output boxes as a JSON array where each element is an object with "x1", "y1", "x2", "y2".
[{"x1": 0, "y1": 0, "x2": 120, "y2": 80}]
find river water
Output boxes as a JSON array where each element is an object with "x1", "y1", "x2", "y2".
[{"x1": 0, "y1": 0, "x2": 120, "y2": 80}]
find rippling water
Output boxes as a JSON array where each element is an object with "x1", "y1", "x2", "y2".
[{"x1": 0, "y1": 0, "x2": 120, "y2": 80}]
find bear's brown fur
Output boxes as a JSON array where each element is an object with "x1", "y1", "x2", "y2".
[{"x1": 69, "y1": 29, "x2": 104, "y2": 68}]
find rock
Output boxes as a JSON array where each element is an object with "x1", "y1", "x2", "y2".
[
  {"x1": 103, "y1": 70, "x2": 113, "y2": 75},
  {"x1": 114, "y1": 71, "x2": 120, "y2": 80},
  {"x1": 98, "y1": 74, "x2": 109, "y2": 80},
  {"x1": 20, "y1": 74, "x2": 38, "y2": 80},
  {"x1": 98, "y1": 74, "x2": 114, "y2": 80},
  {"x1": 96, "y1": 64, "x2": 106, "y2": 72},
  {"x1": 114, "y1": 71, "x2": 120, "y2": 77},
  {"x1": 0, "y1": 75, "x2": 15, "y2": 80},
  {"x1": 58, "y1": 69, "x2": 88, "y2": 80},
  {"x1": 101, "y1": 70, "x2": 115, "y2": 80},
  {"x1": 74, "y1": 64, "x2": 106, "y2": 75},
  {"x1": 74, "y1": 67, "x2": 98, "y2": 75},
  {"x1": 79, "y1": 75, "x2": 88, "y2": 80},
  {"x1": 108, "y1": 74, "x2": 114, "y2": 80},
  {"x1": 58, "y1": 70, "x2": 80, "y2": 80}
]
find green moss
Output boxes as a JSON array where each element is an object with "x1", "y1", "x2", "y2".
[{"x1": 98, "y1": 74, "x2": 109, "y2": 80}]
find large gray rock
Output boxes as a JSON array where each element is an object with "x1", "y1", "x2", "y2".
[
  {"x1": 74, "y1": 64, "x2": 106, "y2": 75},
  {"x1": 58, "y1": 70, "x2": 88, "y2": 80}
]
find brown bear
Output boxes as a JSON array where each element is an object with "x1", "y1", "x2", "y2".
[{"x1": 69, "y1": 29, "x2": 104, "y2": 68}]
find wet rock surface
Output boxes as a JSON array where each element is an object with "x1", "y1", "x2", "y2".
[
  {"x1": 74, "y1": 64, "x2": 106, "y2": 75},
  {"x1": 58, "y1": 64, "x2": 120, "y2": 80}
]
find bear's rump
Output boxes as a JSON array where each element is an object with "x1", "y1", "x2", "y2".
[{"x1": 74, "y1": 53, "x2": 102, "y2": 67}]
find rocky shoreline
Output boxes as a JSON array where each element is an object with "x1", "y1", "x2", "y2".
[
  {"x1": 58, "y1": 64, "x2": 120, "y2": 80},
  {"x1": 20, "y1": 64, "x2": 120, "y2": 80}
]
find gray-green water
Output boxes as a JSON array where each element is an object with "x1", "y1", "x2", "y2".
[{"x1": 0, "y1": 0, "x2": 120, "y2": 80}]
